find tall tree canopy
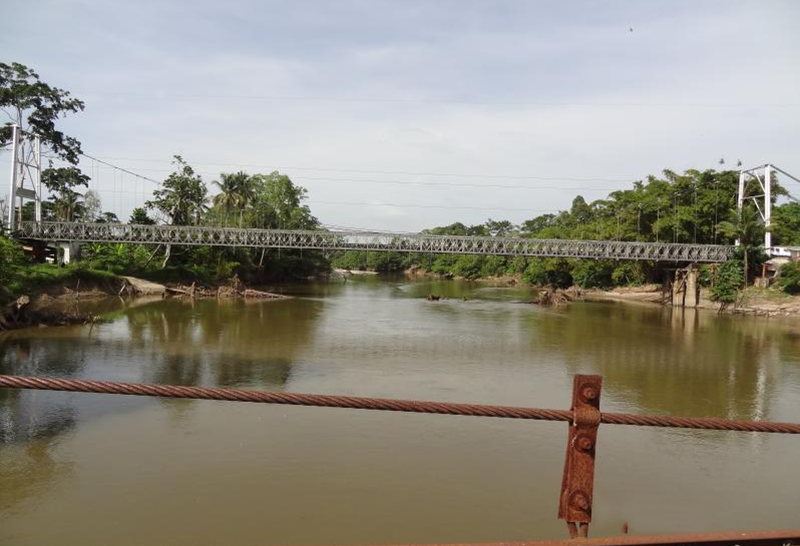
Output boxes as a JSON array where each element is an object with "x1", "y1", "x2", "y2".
[
  {"x1": 146, "y1": 156, "x2": 208, "y2": 226},
  {"x1": 0, "y1": 62, "x2": 85, "y2": 164},
  {"x1": 41, "y1": 166, "x2": 90, "y2": 222}
]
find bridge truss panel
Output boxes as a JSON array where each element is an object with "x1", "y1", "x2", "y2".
[{"x1": 17, "y1": 222, "x2": 735, "y2": 263}]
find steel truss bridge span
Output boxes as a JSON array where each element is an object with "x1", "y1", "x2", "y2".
[{"x1": 18, "y1": 221, "x2": 735, "y2": 262}]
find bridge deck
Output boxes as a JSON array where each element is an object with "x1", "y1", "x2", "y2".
[{"x1": 17, "y1": 221, "x2": 734, "y2": 262}]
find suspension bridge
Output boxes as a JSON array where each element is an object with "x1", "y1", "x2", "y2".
[{"x1": 6, "y1": 126, "x2": 800, "y2": 264}]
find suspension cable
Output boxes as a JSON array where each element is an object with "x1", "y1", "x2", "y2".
[{"x1": 1, "y1": 375, "x2": 799, "y2": 434}]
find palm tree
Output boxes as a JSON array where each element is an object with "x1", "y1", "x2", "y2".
[
  {"x1": 213, "y1": 174, "x2": 237, "y2": 227},
  {"x1": 235, "y1": 174, "x2": 256, "y2": 227},
  {"x1": 213, "y1": 172, "x2": 252, "y2": 227},
  {"x1": 54, "y1": 190, "x2": 82, "y2": 222},
  {"x1": 716, "y1": 206, "x2": 764, "y2": 286}
]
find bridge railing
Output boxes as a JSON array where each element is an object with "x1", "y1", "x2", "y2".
[
  {"x1": 16, "y1": 221, "x2": 735, "y2": 262},
  {"x1": 0, "y1": 373, "x2": 797, "y2": 545}
]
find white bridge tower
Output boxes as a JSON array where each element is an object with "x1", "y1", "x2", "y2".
[{"x1": 4, "y1": 124, "x2": 43, "y2": 232}]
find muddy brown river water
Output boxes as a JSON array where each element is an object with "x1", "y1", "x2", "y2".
[{"x1": 1, "y1": 276, "x2": 799, "y2": 545}]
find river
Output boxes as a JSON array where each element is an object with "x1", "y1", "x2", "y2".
[{"x1": 1, "y1": 276, "x2": 799, "y2": 545}]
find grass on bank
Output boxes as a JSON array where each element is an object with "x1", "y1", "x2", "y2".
[{"x1": 1, "y1": 262, "x2": 121, "y2": 304}]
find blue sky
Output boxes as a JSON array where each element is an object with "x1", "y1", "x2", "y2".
[{"x1": 3, "y1": 0, "x2": 800, "y2": 230}]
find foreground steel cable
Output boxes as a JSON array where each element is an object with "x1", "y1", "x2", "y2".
[
  {"x1": 1, "y1": 374, "x2": 799, "y2": 434},
  {"x1": 334, "y1": 529, "x2": 800, "y2": 546}
]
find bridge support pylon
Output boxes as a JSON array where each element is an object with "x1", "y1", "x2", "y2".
[
  {"x1": 4, "y1": 124, "x2": 43, "y2": 233},
  {"x1": 671, "y1": 265, "x2": 699, "y2": 308}
]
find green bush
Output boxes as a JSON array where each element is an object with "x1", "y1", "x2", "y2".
[
  {"x1": 505, "y1": 257, "x2": 528, "y2": 276},
  {"x1": 522, "y1": 258, "x2": 572, "y2": 288},
  {"x1": 452, "y1": 256, "x2": 483, "y2": 279},
  {"x1": 611, "y1": 262, "x2": 647, "y2": 286},
  {"x1": 778, "y1": 262, "x2": 800, "y2": 294},
  {"x1": 710, "y1": 259, "x2": 743, "y2": 303},
  {"x1": 0, "y1": 236, "x2": 25, "y2": 284},
  {"x1": 83, "y1": 243, "x2": 152, "y2": 273},
  {"x1": 571, "y1": 260, "x2": 614, "y2": 289},
  {"x1": 0, "y1": 236, "x2": 27, "y2": 302}
]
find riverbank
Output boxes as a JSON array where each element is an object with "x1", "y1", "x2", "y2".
[
  {"x1": 587, "y1": 284, "x2": 800, "y2": 317},
  {"x1": 0, "y1": 265, "x2": 290, "y2": 331}
]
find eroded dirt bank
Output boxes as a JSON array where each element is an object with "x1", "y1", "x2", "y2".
[
  {"x1": 587, "y1": 284, "x2": 800, "y2": 317},
  {"x1": 0, "y1": 276, "x2": 289, "y2": 331}
]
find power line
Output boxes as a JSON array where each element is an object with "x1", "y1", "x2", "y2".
[
  {"x1": 78, "y1": 91, "x2": 800, "y2": 108},
  {"x1": 85, "y1": 155, "x2": 639, "y2": 183},
  {"x1": 68, "y1": 163, "x2": 620, "y2": 192},
  {"x1": 64, "y1": 188, "x2": 556, "y2": 214},
  {"x1": 308, "y1": 200, "x2": 552, "y2": 213}
]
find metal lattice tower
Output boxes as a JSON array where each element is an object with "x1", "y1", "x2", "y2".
[
  {"x1": 737, "y1": 163, "x2": 800, "y2": 251},
  {"x1": 4, "y1": 125, "x2": 43, "y2": 232}
]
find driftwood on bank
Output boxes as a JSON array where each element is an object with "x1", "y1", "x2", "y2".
[
  {"x1": 169, "y1": 276, "x2": 289, "y2": 301},
  {"x1": 531, "y1": 286, "x2": 582, "y2": 306}
]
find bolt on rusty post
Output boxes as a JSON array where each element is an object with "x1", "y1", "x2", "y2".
[{"x1": 558, "y1": 375, "x2": 602, "y2": 539}]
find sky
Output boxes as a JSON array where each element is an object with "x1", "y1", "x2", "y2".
[{"x1": 2, "y1": 0, "x2": 800, "y2": 231}]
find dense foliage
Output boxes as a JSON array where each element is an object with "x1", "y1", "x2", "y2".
[
  {"x1": 332, "y1": 168, "x2": 800, "y2": 290},
  {"x1": 709, "y1": 260, "x2": 744, "y2": 303},
  {"x1": 68, "y1": 160, "x2": 329, "y2": 283},
  {"x1": 778, "y1": 262, "x2": 800, "y2": 295},
  {"x1": 0, "y1": 236, "x2": 26, "y2": 299}
]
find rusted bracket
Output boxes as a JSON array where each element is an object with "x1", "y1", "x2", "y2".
[{"x1": 558, "y1": 374, "x2": 602, "y2": 539}]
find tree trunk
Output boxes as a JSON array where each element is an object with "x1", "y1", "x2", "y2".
[
  {"x1": 743, "y1": 247, "x2": 748, "y2": 288},
  {"x1": 161, "y1": 244, "x2": 172, "y2": 269},
  {"x1": 258, "y1": 247, "x2": 266, "y2": 268}
]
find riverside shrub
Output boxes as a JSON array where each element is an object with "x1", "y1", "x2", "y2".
[
  {"x1": 779, "y1": 262, "x2": 800, "y2": 294},
  {"x1": 710, "y1": 259, "x2": 743, "y2": 303}
]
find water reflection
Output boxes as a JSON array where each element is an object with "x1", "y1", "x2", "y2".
[
  {"x1": 524, "y1": 301, "x2": 799, "y2": 423},
  {"x1": 1, "y1": 278, "x2": 799, "y2": 544},
  {"x1": 0, "y1": 296, "x2": 324, "y2": 441},
  {"x1": 0, "y1": 434, "x2": 74, "y2": 515}
]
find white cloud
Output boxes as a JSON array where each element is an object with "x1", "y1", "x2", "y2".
[{"x1": 2, "y1": 0, "x2": 800, "y2": 230}]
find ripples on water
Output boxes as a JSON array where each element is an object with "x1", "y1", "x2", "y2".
[{"x1": 1, "y1": 276, "x2": 799, "y2": 544}]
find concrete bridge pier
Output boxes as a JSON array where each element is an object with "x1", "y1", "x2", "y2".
[
  {"x1": 671, "y1": 265, "x2": 700, "y2": 308},
  {"x1": 53, "y1": 241, "x2": 80, "y2": 265}
]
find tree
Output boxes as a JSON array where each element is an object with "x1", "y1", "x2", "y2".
[
  {"x1": 42, "y1": 166, "x2": 90, "y2": 196},
  {"x1": 98, "y1": 211, "x2": 120, "y2": 223},
  {"x1": 130, "y1": 207, "x2": 155, "y2": 225},
  {"x1": 485, "y1": 219, "x2": 514, "y2": 237},
  {"x1": 53, "y1": 190, "x2": 82, "y2": 221},
  {"x1": 82, "y1": 190, "x2": 102, "y2": 222},
  {"x1": 145, "y1": 156, "x2": 208, "y2": 268},
  {"x1": 246, "y1": 172, "x2": 319, "y2": 270},
  {"x1": 778, "y1": 262, "x2": 800, "y2": 295},
  {"x1": 41, "y1": 166, "x2": 89, "y2": 222},
  {"x1": 212, "y1": 171, "x2": 253, "y2": 227},
  {"x1": 0, "y1": 62, "x2": 85, "y2": 164},
  {"x1": 716, "y1": 206, "x2": 764, "y2": 286},
  {"x1": 146, "y1": 156, "x2": 207, "y2": 226},
  {"x1": 773, "y1": 203, "x2": 800, "y2": 246},
  {"x1": 249, "y1": 172, "x2": 317, "y2": 230}
]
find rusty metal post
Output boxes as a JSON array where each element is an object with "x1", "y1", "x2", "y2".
[{"x1": 558, "y1": 375, "x2": 602, "y2": 539}]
